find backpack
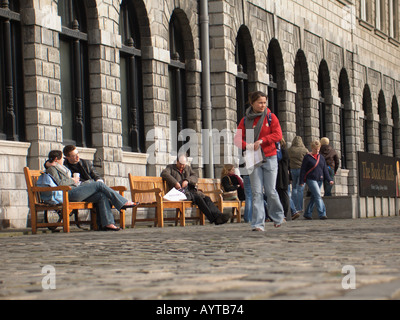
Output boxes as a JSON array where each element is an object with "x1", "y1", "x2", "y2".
[
  {"x1": 36, "y1": 172, "x2": 63, "y2": 205},
  {"x1": 267, "y1": 112, "x2": 282, "y2": 162}
]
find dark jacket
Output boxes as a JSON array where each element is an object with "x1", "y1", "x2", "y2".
[
  {"x1": 276, "y1": 147, "x2": 290, "y2": 190},
  {"x1": 221, "y1": 175, "x2": 245, "y2": 201},
  {"x1": 64, "y1": 159, "x2": 102, "y2": 182},
  {"x1": 299, "y1": 153, "x2": 333, "y2": 184},
  {"x1": 320, "y1": 144, "x2": 340, "y2": 173},
  {"x1": 161, "y1": 164, "x2": 198, "y2": 192}
]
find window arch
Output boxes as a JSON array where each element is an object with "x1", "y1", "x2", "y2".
[
  {"x1": 294, "y1": 49, "x2": 310, "y2": 138},
  {"x1": 235, "y1": 27, "x2": 249, "y2": 124},
  {"x1": 168, "y1": 13, "x2": 188, "y2": 152},
  {"x1": 267, "y1": 40, "x2": 284, "y2": 115},
  {"x1": 339, "y1": 69, "x2": 350, "y2": 169},
  {"x1": 0, "y1": 0, "x2": 25, "y2": 141},
  {"x1": 392, "y1": 96, "x2": 399, "y2": 157},
  {"x1": 362, "y1": 85, "x2": 372, "y2": 152},
  {"x1": 58, "y1": 0, "x2": 91, "y2": 147},
  {"x1": 318, "y1": 61, "x2": 330, "y2": 138},
  {"x1": 378, "y1": 91, "x2": 386, "y2": 155},
  {"x1": 120, "y1": 0, "x2": 144, "y2": 153}
]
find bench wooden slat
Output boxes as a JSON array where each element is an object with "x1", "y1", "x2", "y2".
[{"x1": 128, "y1": 174, "x2": 203, "y2": 227}]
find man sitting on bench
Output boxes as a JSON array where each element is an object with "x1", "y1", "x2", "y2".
[{"x1": 161, "y1": 154, "x2": 231, "y2": 225}]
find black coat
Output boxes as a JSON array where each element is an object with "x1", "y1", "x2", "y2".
[
  {"x1": 276, "y1": 147, "x2": 289, "y2": 190},
  {"x1": 221, "y1": 175, "x2": 245, "y2": 201},
  {"x1": 64, "y1": 159, "x2": 103, "y2": 182}
]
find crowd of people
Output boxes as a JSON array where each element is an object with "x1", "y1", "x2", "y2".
[
  {"x1": 230, "y1": 90, "x2": 338, "y2": 231},
  {"x1": 40, "y1": 90, "x2": 338, "y2": 232}
]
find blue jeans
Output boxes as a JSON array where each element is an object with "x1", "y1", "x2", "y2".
[
  {"x1": 243, "y1": 175, "x2": 252, "y2": 223},
  {"x1": 249, "y1": 156, "x2": 284, "y2": 230},
  {"x1": 68, "y1": 181, "x2": 128, "y2": 227},
  {"x1": 288, "y1": 185, "x2": 297, "y2": 214},
  {"x1": 290, "y1": 168, "x2": 305, "y2": 211},
  {"x1": 304, "y1": 179, "x2": 326, "y2": 218}
]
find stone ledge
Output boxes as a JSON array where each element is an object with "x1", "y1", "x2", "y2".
[{"x1": 304, "y1": 195, "x2": 358, "y2": 219}]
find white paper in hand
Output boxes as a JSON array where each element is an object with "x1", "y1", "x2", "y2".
[
  {"x1": 244, "y1": 148, "x2": 263, "y2": 170},
  {"x1": 163, "y1": 188, "x2": 187, "y2": 201}
]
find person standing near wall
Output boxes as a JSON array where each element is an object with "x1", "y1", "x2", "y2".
[
  {"x1": 320, "y1": 137, "x2": 339, "y2": 196},
  {"x1": 288, "y1": 136, "x2": 309, "y2": 216}
]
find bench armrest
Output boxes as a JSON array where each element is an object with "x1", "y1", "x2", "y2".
[{"x1": 32, "y1": 186, "x2": 72, "y2": 192}]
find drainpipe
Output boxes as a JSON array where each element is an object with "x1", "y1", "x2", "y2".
[{"x1": 199, "y1": 0, "x2": 214, "y2": 178}]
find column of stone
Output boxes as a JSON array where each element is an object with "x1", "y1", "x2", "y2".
[
  {"x1": 208, "y1": 1, "x2": 238, "y2": 172},
  {"x1": 278, "y1": 81, "x2": 297, "y2": 145},
  {"x1": 141, "y1": 4, "x2": 171, "y2": 176},
  {"x1": 88, "y1": 3, "x2": 125, "y2": 186},
  {"x1": 22, "y1": 3, "x2": 63, "y2": 169}
]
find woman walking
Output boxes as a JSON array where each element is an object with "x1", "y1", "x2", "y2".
[
  {"x1": 299, "y1": 140, "x2": 334, "y2": 220},
  {"x1": 234, "y1": 91, "x2": 285, "y2": 231}
]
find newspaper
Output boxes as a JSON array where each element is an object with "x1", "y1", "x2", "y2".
[
  {"x1": 163, "y1": 188, "x2": 187, "y2": 201},
  {"x1": 244, "y1": 148, "x2": 263, "y2": 170}
]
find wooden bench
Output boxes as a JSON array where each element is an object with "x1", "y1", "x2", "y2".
[
  {"x1": 24, "y1": 167, "x2": 127, "y2": 234},
  {"x1": 128, "y1": 174, "x2": 204, "y2": 227},
  {"x1": 197, "y1": 178, "x2": 242, "y2": 222}
]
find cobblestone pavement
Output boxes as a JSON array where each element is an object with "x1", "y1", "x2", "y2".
[{"x1": 1, "y1": 217, "x2": 400, "y2": 301}]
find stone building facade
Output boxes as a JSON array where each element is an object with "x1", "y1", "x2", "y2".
[{"x1": 1, "y1": 0, "x2": 399, "y2": 228}]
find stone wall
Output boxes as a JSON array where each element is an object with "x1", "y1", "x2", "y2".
[{"x1": 2, "y1": 0, "x2": 400, "y2": 228}]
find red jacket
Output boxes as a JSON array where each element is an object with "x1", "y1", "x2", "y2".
[{"x1": 234, "y1": 109, "x2": 282, "y2": 158}]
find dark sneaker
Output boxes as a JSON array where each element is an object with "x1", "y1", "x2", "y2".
[{"x1": 320, "y1": 216, "x2": 328, "y2": 220}]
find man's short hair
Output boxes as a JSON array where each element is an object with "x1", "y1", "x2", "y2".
[{"x1": 63, "y1": 145, "x2": 77, "y2": 157}]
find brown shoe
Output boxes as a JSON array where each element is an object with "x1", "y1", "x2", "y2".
[{"x1": 291, "y1": 212, "x2": 300, "y2": 220}]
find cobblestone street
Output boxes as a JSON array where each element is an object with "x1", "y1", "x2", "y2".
[{"x1": 1, "y1": 217, "x2": 400, "y2": 302}]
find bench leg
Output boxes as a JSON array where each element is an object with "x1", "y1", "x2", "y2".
[
  {"x1": 179, "y1": 206, "x2": 185, "y2": 227},
  {"x1": 90, "y1": 210, "x2": 98, "y2": 230},
  {"x1": 31, "y1": 210, "x2": 37, "y2": 234},
  {"x1": 62, "y1": 209, "x2": 70, "y2": 233},
  {"x1": 120, "y1": 210, "x2": 125, "y2": 229},
  {"x1": 131, "y1": 207, "x2": 137, "y2": 228},
  {"x1": 157, "y1": 206, "x2": 164, "y2": 228}
]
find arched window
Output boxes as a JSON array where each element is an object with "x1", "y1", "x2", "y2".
[
  {"x1": 392, "y1": 96, "x2": 399, "y2": 157},
  {"x1": 318, "y1": 64, "x2": 328, "y2": 138},
  {"x1": 58, "y1": 0, "x2": 91, "y2": 147},
  {"x1": 267, "y1": 47, "x2": 278, "y2": 114},
  {"x1": 120, "y1": 0, "x2": 144, "y2": 152},
  {"x1": 294, "y1": 50, "x2": 310, "y2": 138},
  {"x1": 0, "y1": 0, "x2": 25, "y2": 141},
  {"x1": 169, "y1": 13, "x2": 187, "y2": 152},
  {"x1": 378, "y1": 91, "x2": 386, "y2": 155},
  {"x1": 362, "y1": 86, "x2": 372, "y2": 152},
  {"x1": 339, "y1": 69, "x2": 351, "y2": 169},
  {"x1": 235, "y1": 28, "x2": 248, "y2": 124}
]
